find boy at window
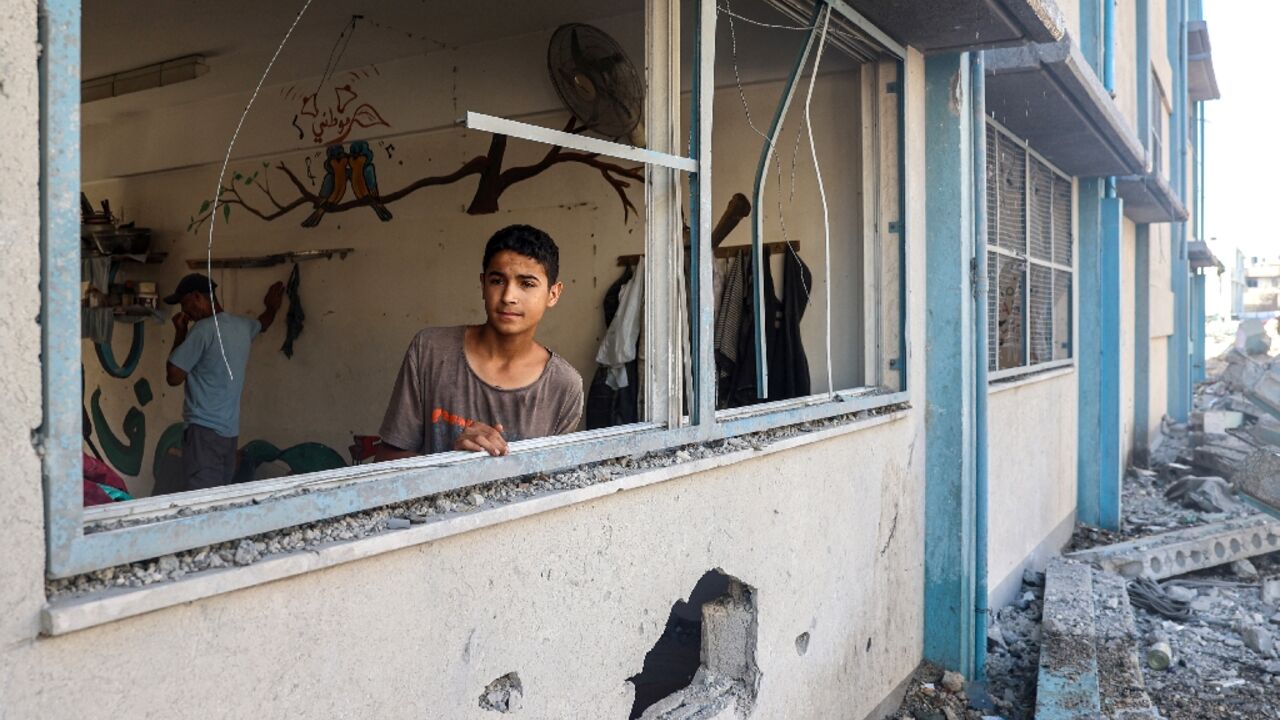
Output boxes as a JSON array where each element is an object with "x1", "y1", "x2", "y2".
[
  {"x1": 165, "y1": 273, "x2": 284, "y2": 491},
  {"x1": 376, "y1": 225, "x2": 584, "y2": 459}
]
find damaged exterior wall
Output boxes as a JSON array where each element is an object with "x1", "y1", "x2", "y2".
[{"x1": 0, "y1": 7, "x2": 934, "y2": 717}]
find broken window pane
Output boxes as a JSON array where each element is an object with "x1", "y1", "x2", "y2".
[
  {"x1": 1029, "y1": 264, "x2": 1053, "y2": 364},
  {"x1": 996, "y1": 255, "x2": 1026, "y2": 370}
]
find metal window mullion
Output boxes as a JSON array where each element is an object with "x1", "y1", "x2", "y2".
[
  {"x1": 644, "y1": 0, "x2": 683, "y2": 428},
  {"x1": 40, "y1": 0, "x2": 84, "y2": 577},
  {"x1": 691, "y1": 0, "x2": 716, "y2": 431},
  {"x1": 1022, "y1": 140, "x2": 1031, "y2": 368},
  {"x1": 1048, "y1": 173, "x2": 1056, "y2": 355}
]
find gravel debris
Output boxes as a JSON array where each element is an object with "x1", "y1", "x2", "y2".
[{"x1": 49, "y1": 408, "x2": 900, "y2": 600}]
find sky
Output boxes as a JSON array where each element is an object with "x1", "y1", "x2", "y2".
[{"x1": 1202, "y1": 1, "x2": 1280, "y2": 260}]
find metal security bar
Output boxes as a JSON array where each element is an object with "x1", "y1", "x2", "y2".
[{"x1": 986, "y1": 118, "x2": 1075, "y2": 381}]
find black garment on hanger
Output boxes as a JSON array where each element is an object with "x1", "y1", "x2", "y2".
[
  {"x1": 585, "y1": 266, "x2": 641, "y2": 429},
  {"x1": 721, "y1": 249, "x2": 812, "y2": 407}
]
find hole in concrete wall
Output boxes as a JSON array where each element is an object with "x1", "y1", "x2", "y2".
[
  {"x1": 1215, "y1": 541, "x2": 1227, "y2": 559},
  {"x1": 795, "y1": 632, "x2": 810, "y2": 656},
  {"x1": 1150, "y1": 556, "x2": 1163, "y2": 574},
  {"x1": 1268, "y1": 534, "x2": 1279, "y2": 547},
  {"x1": 626, "y1": 569, "x2": 758, "y2": 719},
  {"x1": 1175, "y1": 550, "x2": 1187, "y2": 568},
  {"x1": 1231, "y1": 538, "x2": 1243, "y2": 554},
  {"x1": 1253, "y1": 533, "x2": 1263, "y2": 550},
  {"x1": 1191, "y1": 550, "x2": 1204, "y2": 563},
  {"x1": 478, "y1": 672, "x2": 523, "y2": 714}
]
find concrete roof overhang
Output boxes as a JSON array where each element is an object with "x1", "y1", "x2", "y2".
[
  {"x1": 1187, "y1": 20, "x2": 1221, "y2": 102},
  {"x1": 832, "y1": 0, "x2": 1067, "y2": 53},
  {"x1": 1188, "y1": 240, "x2": 1224, "y2": 273},
  {"x1": 1115, "y1": 172, "x2": 1190, "y2": 224},
  {"x1": 984, "y1": 38, "x2": 1146, "y2": 178}
]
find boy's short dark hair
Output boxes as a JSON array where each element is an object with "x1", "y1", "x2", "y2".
[{"x1": 482, "y1": 224, "x2": 560, "y2": 285}]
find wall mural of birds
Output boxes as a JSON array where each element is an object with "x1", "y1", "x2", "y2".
[
  {"x1": 302, "y1": 143, "x2": 352, "y2": 227},
  {"x1": 348, "y1": 140, "x2": 393, "y2": 222}
]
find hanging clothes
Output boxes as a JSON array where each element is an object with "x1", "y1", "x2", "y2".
[
  {"x1": 596, "y1": 264, "x2": 644, "y2": 390},
  {"x1": 586, "y1": 266, "x2": 642, "y2": 429},
  {"x1": 281, "y1": 263, "x2": 306, "y2": 358},
  {"x1": 720, "y1": 249, "x2": 812, "y2": 407}
]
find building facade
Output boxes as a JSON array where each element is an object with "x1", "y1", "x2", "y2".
[{"x1": 0, "y1": 0, "x2": 1216, "y2": 716}]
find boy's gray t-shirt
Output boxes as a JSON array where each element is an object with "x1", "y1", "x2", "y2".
[
  {"x1": 379, "y1": 326, "x2": 584, "y2": 454},
  {"x1": 168, "y1": 312, "x2": 261, "y2": 438}
]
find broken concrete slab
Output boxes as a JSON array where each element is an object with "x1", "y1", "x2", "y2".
[
  {"x1": 1093, "y1": 572, "x2": 1161, "y2": 718},
  {"x1": 1035, "y1": 560, "x2": 1102, "y2": 719},
  {"x1": 1235, "y1": 449, "x2": 1280, "y2": 520},
  {"x1": 1248, "y1": 415, "x2": 1280, "y2": 448},
  {"x1": 1067, "y1": 515, "x2": 1280, "y2": 580},
  {"x1": 1247, "y1": 370, "x2": 1280, "y2": 423},
  {"x1": 1164, "y1": 475, "x2": 1240, "y2": 513},
  {"x1": 1221, "y1": 349, "x2": 1268, "y2": 392}
]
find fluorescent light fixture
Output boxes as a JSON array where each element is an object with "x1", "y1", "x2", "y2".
[{"x1": 82, "y1": 55, "x2": 209, "y2": 103}]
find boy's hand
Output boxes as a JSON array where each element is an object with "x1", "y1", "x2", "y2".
[
  {"x1": 172, "y1": 311, "x2": 189, "y2": 332},
  {"x1": 454, "y1": 422, "x2": 508, "y2": 456},
  {"x1": 264, "y1": 281, "x2": 285, "y2": 311}
]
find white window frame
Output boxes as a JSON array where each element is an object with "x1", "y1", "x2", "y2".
[{"x1": 40, "y1": 0, "x2": 911, "y2": 579}]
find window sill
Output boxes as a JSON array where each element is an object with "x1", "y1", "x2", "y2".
[
  {"x1": 42, "y1": 408, "x2": 909, "y2": 637},
  {"x1": 987, "y1": 364, "x2": 1076, "y2": 394}
]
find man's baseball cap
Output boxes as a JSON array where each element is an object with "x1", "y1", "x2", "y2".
[{"x1": 164, "y1": 273, "x2": 217, "y2": 304}]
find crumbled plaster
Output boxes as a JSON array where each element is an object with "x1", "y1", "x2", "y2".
[
  {"x1": 478, "y1": 672, "x2": 523, "y2": 713},
  {"x1": 47, "y1": 406, "x2": 905, "y2": 600}
]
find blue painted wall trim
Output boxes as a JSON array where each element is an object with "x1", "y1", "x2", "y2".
[
  {"x1": 1192, "y1": 272, "x2": 1207, "y2": 383},
  {"x1": 1166, "y1": 0, "x2": 1191, "y2": 422},
  {"x1": 1077, "y1": 179, "x2": 1103, "y2": 526},
  {"x1": 1134, "y1": 225, "x2": 1152, "y2": 464},
  {"x1": 1080, "y1": 0, "x2": 1103, "y2": 74},
  {"x1": 1099, "y1": 198, "x2": 1124, "y2": 529},
  {"x1": 923, "y1": 52, "x2": 976, "y2": 678}
]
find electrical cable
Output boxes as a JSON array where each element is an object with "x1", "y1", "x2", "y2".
[
  {"x1": 717, "y1": 4, "x2": 812, "y2": 31},
  {"x1": 801, "y1": 7, "x2": 833, "y2": 396},
  {"x1": 1127, "y1": 576, "x2": 1193, "y2": 621},
  {"x1": 724, "y1": 0, "x2": 812, "y2": 300},
  {"x1": 206, "y1": 0, "x2": 315, "y2": 380}
]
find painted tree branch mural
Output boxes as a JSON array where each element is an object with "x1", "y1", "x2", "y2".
[{"x1": 188, "y1": 117, "x2": 645, "y2": 233}]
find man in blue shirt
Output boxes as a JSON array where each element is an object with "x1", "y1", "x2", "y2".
[{"x1": 165, "y1": 273, "x2": 283, "y2": 492}]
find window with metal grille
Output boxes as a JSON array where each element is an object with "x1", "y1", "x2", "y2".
[{"x1": 985, "y1": 120, "x2": 1074, "y2": 378}]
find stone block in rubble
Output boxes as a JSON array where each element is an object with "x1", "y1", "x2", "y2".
[{"x1": 1235, "y1": 449, "x2": 1280, "y2": 518}]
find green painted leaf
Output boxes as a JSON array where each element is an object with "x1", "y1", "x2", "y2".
[
  {"x1": 233, "y1": 171, "x2": 243, "y2": 180},
  {"x1": 199, "y1": 200, "x2": 210, "y2": 214},
  {"x1": 223, "y1": 204, "x2": 231, "y2": 223}
]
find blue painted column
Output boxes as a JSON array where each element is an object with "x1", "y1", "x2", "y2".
[
  {"x1": 1167, "y1": 0, "x2": 1191, "y2": 421},
  {"x1": 1192, "y1": 272, "x2": 1207, "y2": 383},
  {"x1": 1099, "y1": 198, "x2": 1124, "y2": 527},
  {"x1": 1134, "y1": 226, "x2": 1152, "y2": 465},
  {"x1": 923, "y1": 52, "x2": 976, "y2": 678},
  {"x1": 1079, "y1": 0, "x2": 1103, "y2": 73},
  {"x1": 1077, "y1": 181, "x2": 1124, "y2": 529}
]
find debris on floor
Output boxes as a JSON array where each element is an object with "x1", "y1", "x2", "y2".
[
  {"x1": 886, "y1": 662, "x2": 995, "y2": 720},
  {"x1": 973, "y1": 339, "x2": 1280, "y2": 719}
]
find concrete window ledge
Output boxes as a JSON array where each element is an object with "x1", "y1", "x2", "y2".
[
  {"x1": 988, "y1": 365, "x2": 1076, "y2": 394},
  {"x1": 42, "y1": 409, "x2": 909, "y2": 637}
]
